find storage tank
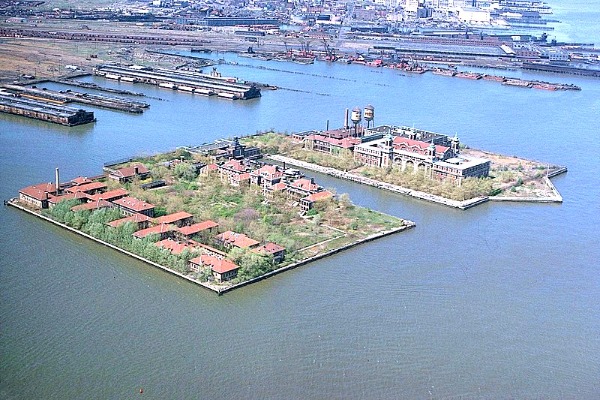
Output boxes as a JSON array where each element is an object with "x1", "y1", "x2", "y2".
[
  {"x1": 350, "y1": 107, "x2": 362, "y2": 125},
  {"x1": 364, "y1": 104, "x2": 374, "y2": 127},
  {"x1": 351, "y1": 107, "x2": 362, "y2": 136}
]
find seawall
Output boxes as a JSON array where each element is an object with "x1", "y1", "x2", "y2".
[
  {"x1": 7, "y1": 199, "x2": 414, "y2": 295},
  {"x1": 218, "y1": 221, "x2": 415, "y2": 294},
  {"x1": 6, "y1": 199, "x2": 222, "y2": 294}
]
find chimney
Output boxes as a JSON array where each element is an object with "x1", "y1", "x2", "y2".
[
  {"x1": 283, "y1": 161, "x2": 286, "y2": 170},
  {"x1": 134, "y1": 165, "x2": 139, "y2": 175},
  {"x1": 344, "y1": 108, "x2": 349, "y2": 130},
  {"x1": 55, "y1": 167, "x2": 60, "y2": 195},
  {"x1": 310, "y1": 177, "x2": 314, "y2": 184}
]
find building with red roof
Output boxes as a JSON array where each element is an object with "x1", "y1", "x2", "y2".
[
  {"x1": 287, "y1": 177, "x2": 322, "y2": 201},
  {"x1": 154, "y1": 211, "x2": 194, "y2": 227},
  {"x1": 177, "y1": 220, "x2": 219, "y2": 238},
  {"x1": 70, "y1": 199, "x2": 113, "y2": 212},
  {"x1": 18, "y1": 183, "x2": 57, "y2": 208},
  {"x1": 133, "y1": 223, "x2": 175, "y2": 240},
  {"x1": 250, "y1": 164, "x2": 283, "y2": 188},
  {"x1": 264, "y1": 181, "x2": 288, "y2": 199},
  {"x1": 305, "y1": 133, "x2": 362, "y2": 155},
  {"x1": 87, "y1": 188, "x2": 129, "y2": 203},
  {"x1": 214, "y1": 230, "x2": 260, "y2": 249},
  {"x1": 189, "y1": 254, "x2": 240, "y2": 282},
  {"x1": 301, "y1": 190, "x2": 334, "y2": 212},
  {"x1": 107, "y1": 213, "x2": 151, "y2": 230},
  {"x1": 70, "y1": 176, "x2": 93, "y2": 186},
  {"x1": 65, "y1": 181, "x2": 107, "y2": 195},
  {"x1": 392, "y1": 136, "x2": 452, "y2": 160},
  {"x1": 354, "y1": 132, "x2": 489, "y2": 183},
  {"x1": 253, "y1": 242, "x2": 286, "y2": 264},
  {"x1": 108, "y1": 164, "x2": 150, "y2": 183},
  {"x1": 218, "y1": 159, "x2": 251, "y2": 186},
  {"x1": 154, "y1": 239, "x2": 195, "y2": 255},
  {"x1": 47, "y1": 191, "x2": 88, "y2": 208},
  {"x1": 112, "y1": 196, "x2": 155, "y2": 217}
]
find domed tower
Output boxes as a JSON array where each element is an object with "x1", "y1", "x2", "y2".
[
  {"x1": 350, "y1": 107, "x2": 362, "y2": 136},
  {"x1": 428, "y1": 141, "x2": 437, "y2": 158},
  {"x1": 364, "y1": 104, "x2": 374, "y2": 128},
  {"x1": 451, "y1": 133, "x2": 460, "y2": 155}
]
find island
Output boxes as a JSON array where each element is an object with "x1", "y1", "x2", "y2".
[
  {"x1": 8, "y1": 137, "x2": 413, "y2": 294},
  {"x1": 241, "y1": 108, "x2": 566, "y2": 209}
]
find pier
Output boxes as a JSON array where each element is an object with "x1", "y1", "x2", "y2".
[
  {"x1": 94, "y1": 65, "x2": 261, "y2": 100},
  {"x1": 0, "y1": 92, "x2": 95, "y2": 126},
  {"x1": 1, "y1": 84, "x2": 149, "y2": 113}
]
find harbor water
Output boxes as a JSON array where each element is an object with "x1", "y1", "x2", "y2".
[{"x1": 1, "y1": 2, "x2": 599, "y2": 398}]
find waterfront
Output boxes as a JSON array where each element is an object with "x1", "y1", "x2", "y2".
[{"x1": 2, "y1": 4, "x2": 600, "y2": 398}]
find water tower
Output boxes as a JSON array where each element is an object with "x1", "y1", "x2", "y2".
[
  {"x1": 350, "y1": 107, "x2": 362, "y2": 136},
  {"x1": 364, "y1": 104, "x2": 374, "y2": 128}
]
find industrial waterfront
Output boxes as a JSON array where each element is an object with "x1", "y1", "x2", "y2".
[{"x1": 1, "y1": 2, "x2": 600, "y2": 398}]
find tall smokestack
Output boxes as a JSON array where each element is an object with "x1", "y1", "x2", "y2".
[
  {"x1": 55, "y1": 167, "x2": 60, "y2": 195},
  {"x1": 344, "y1": 108, "x2": 349, "y2": 130}
]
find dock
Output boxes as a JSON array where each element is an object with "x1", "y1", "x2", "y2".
[
  {"x1": 57, "y1": 79, "x2": 146, "y2": 97},
  {"x1": 93, "y1": 65, "x2": 261, "y2": 100},
  {"x1": 1, "y1": 84, "x2": 149, "y2": 113},
  {"x1": 0, "y1": 92, "x2": 95, "y2": 126}
]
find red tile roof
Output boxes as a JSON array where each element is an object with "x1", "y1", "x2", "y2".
[
  {"x1": 48, "y1": 191, "x2": 88, "y2": 204},
  {"x1": 133, "y1": 223, "x2": 175, "y2": 239},
  {"x1": 308, "y1": 134, "x2": 361, "y2": 149},
  {"x1": 290, "y1": 178, "x2": 320, "y2": 192},
  {"x1": 251, "y1": 165, "x2": 283, "y2": 179},
  {"x1": 65, "y1": 181, "x2": 107, "y2": 194},
  {"x1": 178, "y1": 220, "x2": 219, "y2": 236},
  {"x1": 254, "y1": 242, "x2": 286, "y2": 255},
  {"x1": 196, "y1": 254, "x2": 239, "y2": 274},
  {"x1": 270, "y1": 182, "x2": 288, "y2": 191},
  {"x1": 221, "y1": 159, "x2": 246, "y2": 172},
  {"x1": 70, "y1": 200, "x2": 112, "y2": 212},
  {"x1": 107, "y1": 213, "x2": 151, "y2": 228},
  {"x1": 304, "y1": 190, "x2": 334, "y2": 202},
  {"x1": 112, "y1": 196, "x2": 155, "y2": 212},
  {"x1": 155, "y1": 211, "x2": 194, "y2": 225},
  {"x1": 110, "y1": 164, "x2": 150, "y2": 179},
  {"x1": 19, "y1": 183, "x2": 57, "y2": 201},
  {"x1": 155, "y1": 239, "x2": 193, "y2": 255},
  {"x1": 87, "y1": 188, "x2": 129, "y2": 202},
  {"x1": 393, "y1": 137, "x2": 449, "y2": 155},
  {"x1": 216, "y1": 230, "x2": 260, "y2": 248},
  {"x1": 70, "y1": 176, "x2": 92, "y2": 186}
]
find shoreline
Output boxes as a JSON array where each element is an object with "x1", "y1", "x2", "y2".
[
  {"x1": 6, "y1": 199, "x2": 413, "y2": 295},
  {"x1": 268, "y1": 154, "x2": 566, "y2": 210}
]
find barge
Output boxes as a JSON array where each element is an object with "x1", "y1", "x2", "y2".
[
  {"x1": 1, "y1": 84, "x2": 148, "y2": 113},
  {"x1": 0, "y1": 92, "x2": 95, "y2": 126}
]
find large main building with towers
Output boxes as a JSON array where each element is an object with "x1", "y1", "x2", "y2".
[{"x1": 294, "y1": 106, "x2": 490, "y2": 185}]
